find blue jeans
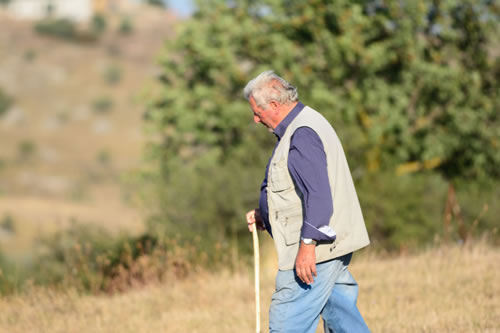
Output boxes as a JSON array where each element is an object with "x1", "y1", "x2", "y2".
[{"x1": 269, "y1": 253, "x2": 370, "y2": 333}]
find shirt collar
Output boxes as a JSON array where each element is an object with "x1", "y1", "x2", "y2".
[{"x1": 273, "y1": 101, "x2": 305, "y2": 139}]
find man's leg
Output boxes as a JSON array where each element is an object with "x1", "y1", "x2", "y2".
[
  {"x1": 322, "y1": 268, "x2": 370, "y2": 333},
  {"x1": 269, "y1": 254, "x2": 351, "y2": 333}
]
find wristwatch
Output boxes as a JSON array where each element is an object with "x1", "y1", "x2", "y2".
[{"x1": 302, "y1": 237, "x2": 317, "y2": 246}]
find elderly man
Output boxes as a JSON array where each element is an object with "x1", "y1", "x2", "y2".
[{"x1": 244, "y1": 71, "x2": 370, "y2": 333}]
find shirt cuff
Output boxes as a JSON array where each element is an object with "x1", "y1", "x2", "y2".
[{"x1": 301, "y1": 220, "x2": 337, "y2": 242}]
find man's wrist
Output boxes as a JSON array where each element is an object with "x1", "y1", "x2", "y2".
[{"x1": 301, "y1": 237, "x2": 317, "y2": 246}]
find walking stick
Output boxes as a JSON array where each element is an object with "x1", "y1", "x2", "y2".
[{"x1": 252, "y1": 225, "x2": 261, "y2": 333}]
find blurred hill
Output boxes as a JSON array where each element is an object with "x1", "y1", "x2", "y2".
[{"x1": 0, "y1": 7, "x2": 177, "y2": 256}]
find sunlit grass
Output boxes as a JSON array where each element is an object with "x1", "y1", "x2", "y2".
[{"x1": 0, "y1": 239, "x2": 498, "y2": 333}]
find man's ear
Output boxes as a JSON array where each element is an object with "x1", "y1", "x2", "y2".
[{"x1": 269, "y1": 100, "x2": 280, "y2": 113}]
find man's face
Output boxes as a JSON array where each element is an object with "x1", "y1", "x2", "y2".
[{"x1": 249, "y1": 96, "x2": 274, "y2": 132}]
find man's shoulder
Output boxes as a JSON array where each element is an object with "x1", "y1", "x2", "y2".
[
  {"x1": 292, "y1": 126, "x2": 318, "y2": 137},
  {"x1": 293, "y1": 106, "x2": 332, "y2": 129},
  {"x1": 290, "y1": 126, "x2": 323, "y2": 146}
]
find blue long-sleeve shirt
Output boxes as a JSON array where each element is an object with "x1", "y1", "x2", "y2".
[{"x1": 259, "y1": 102, "x2": 336, "y2": 241}]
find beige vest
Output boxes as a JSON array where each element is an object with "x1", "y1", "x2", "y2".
[{"x1": 267, "y1": 106, "x2": 370, "y2": 270}]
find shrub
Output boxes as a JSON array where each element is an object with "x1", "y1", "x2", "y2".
[
  {"x1": 34, "y1": 18, "x2": 76, "y2": 40},
  {"x1": 31, "y1": 224, "x2": 193, "y2": 294},
  {"x1": 0, "y1": 252, "x2": 22, "y2": 295},
  {"x1": 34, "y1": 18, "x2": 102, "y2": 43},
  {"x1": 23, "y1": 49, "x2": 37, "y2": 62},
  {"x1": 357, "y1": 172, "x2": 500, "y2": 251},
  {"x1": 56, "y1": 110, "x2": 70, "y2": 123},
  {"x1": 96, "y1": 149, "x2": 111, "y2": 166},
  {"x1": 91, "y1": 14, "x2": 107, "y2": 35},
  {"x1": 92, "y1": 96, "x2": 113, "y2": 113},
  {"x1": 17, "y1": 140, "x2": 36, "y2": 160},
  {"x1": 0, "y1": 88, "x2": 12, "y2": 117},
  {"x1": 358, "y1": 172, "x2": 446, "y2": 251},
  {"x1": 0, "y1": 214, "x2": 15, "y2": 233},
  {"x1": 146, "y1": 0, "x2": 165, "y2": 8},
  {"x1": 118, "y1": 16, "x2": 133, "y2": 35},
  {"x1": 103, "y1": 64, "x2": 122, "y2": 85}
]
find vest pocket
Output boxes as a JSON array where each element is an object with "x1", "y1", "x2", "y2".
[
  {"x1": 281, "y1": 206, "x2": 303, "y2": 246},
  {"x1": 269, "y1": 159, "x2": 290, "y2": 192}
]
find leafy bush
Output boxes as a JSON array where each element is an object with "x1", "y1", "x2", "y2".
[
  {"x1": 0, "y1": 221, "x2": 210, "y2": 295},
  {"x1": 0, "y1": 252, "x2": 22, "y2": 295},
  {"x1": 103, "y1": 64, "x2": 122, "y2": 85},
  {"x1": 34, "y1": 19, "x2": 76, "y2": 40},
  {"x1": 0, "y1": 88, "x2": 12, "y2": 117},
  {"x1": 0, "y1": 214, "x2": 15, "y2": 233},
  {"x1": 23, "y1": 49, "x2": 37, "y2": 62},
  {"x1": 357, "y1": 172, "x2": 446, "y2": 250},
  {"x1": 359, "y1": 172, "x2": 500, "y2": 251},
  {"x1": 118, "y1": 16, "x2": 133, "y2": 35},
  {"x1": 96, "y1": 149, "x2": 111, "y2": 166},
  {"x1": 34, "y1": 18, "x2": 101, "y2": 43},
  {"x1": 91, "y1": 14, "x2": 107, "y2": 35},
  {"x1": 56, "y1": 110, "x2": 70, "y2": 123},
  {"x1": 146, "y1": 0, "x2": 166, "y2": 8},
  {"x1": 17, "y1": 140, "x2": 36, "y2": 160},
  {"x1": 31, "y1": 224, "x2": 195, "y2": 294},
  {"x1": 92, "y1": 96, "x2": 113, "y2": 113}
]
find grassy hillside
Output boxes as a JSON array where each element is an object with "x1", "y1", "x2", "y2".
[
  {"x1": 0, "y1": 240, "x2": 498, "y2": 332},
  {"x1": 0, "y1": 8, "x2": 176, "y2": 256}
]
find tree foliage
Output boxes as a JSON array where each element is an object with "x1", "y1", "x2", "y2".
[{"x1": 145, "y1": 0, "x2": 500, "y2": 252}]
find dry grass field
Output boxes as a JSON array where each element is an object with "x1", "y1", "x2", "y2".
[{"x1": 0, "y1": 239, "x2": 498, "y2": 333}]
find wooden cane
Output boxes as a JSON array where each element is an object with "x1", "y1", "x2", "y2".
[{"x1": 252, "y1": 225, "x2": 261, "y2": 333}]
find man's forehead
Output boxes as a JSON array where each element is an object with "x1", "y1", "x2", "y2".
[{"x1": 249, "y1": 96, "x2": 259, "y2": 108}]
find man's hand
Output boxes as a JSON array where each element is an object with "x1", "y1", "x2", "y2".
[
  {"x1": 295, "y1": 241, "x2": 317, "y2": 285},
  {"x1": 246, "y1": 209, "x2": 265, "y2": 232}
]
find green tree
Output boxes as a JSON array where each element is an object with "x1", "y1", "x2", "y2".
[{"x1": 145, "y1": 0, "x2": 500, "y2": 253}]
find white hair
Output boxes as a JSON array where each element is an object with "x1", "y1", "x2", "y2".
[{"x1": 243, "y1": 70, "x2": 298, "y2": 108}]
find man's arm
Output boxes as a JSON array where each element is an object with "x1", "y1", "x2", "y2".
[
  {"x1": 288, "y1": 126, "x2": 335, "y2": 284},
  {"x1": 288, "y1": 127, "x2": 335, "y2": 241}
]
